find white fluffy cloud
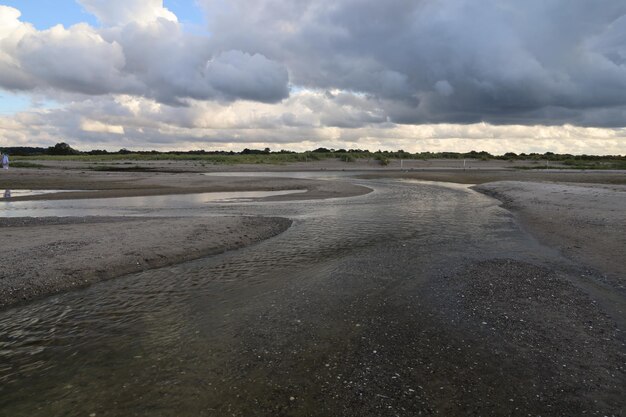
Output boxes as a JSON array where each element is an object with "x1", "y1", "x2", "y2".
[
  {"x1": 78, "y1": 0, "x2": 178, "y2": 26},
  {"x1": 0, "y1": 5, "x2": 289, "y2": 103}
]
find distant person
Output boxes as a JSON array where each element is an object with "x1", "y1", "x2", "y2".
[
  {"x1": 2, "y1": 153, "x2": 8, "y2": 170},
  {"x1": 3, "y1": 189, "x2": 10, "y2": 198}
]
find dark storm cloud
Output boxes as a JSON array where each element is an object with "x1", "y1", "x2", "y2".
[
  {"x1": 1, "y1": 1, "x2": 625, "y2": 127},
  {"x1": 201, "y1": 0, "x2": 626, "y2": 126}
]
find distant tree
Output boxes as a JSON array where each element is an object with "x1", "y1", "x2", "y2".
[{"x1": 47, "y1": 142, "x2": 80, "y2": 155}]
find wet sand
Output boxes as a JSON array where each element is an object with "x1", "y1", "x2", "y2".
[
  {"x1": 0, "y1": 165, "x2": 371, "y2": 202},
  {"x1": 0, "y1": 216, "x2": 292, "y2": 309},
  {"x1": 473, "y1": 181, "x2": 626, "y2": 290},
  {"x1": 0, "y1": 165, "x2": 372, "y2": 308},
  {"x1": 0, "y1": 163, "x2": 624, "y2": 309},
  {"x1": 0, "y1": 161, "x2": 625, "y2": 415}
]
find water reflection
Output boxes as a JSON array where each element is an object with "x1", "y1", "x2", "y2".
[
  {"x1": 0, "y1": 189, "x2": 84, "y2": 199},
  {"x1": 0, "y1": 189, "x2": 306, "y2": 217},
  {"x1": 204, "y1": 170, "x2": 365, "y2": 179}
]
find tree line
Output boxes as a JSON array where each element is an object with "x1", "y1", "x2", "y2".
[{"x1": 1, "y1": 142, "x2": 623, "y2": 161}]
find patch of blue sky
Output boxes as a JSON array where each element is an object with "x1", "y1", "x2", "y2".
[
  {"x1": 0, "y1": 91, "x2": 59, "y2": 115},
  {"x1": 0, "y1": 92, "x2": 31, "y2": 115},
  {"x1": 4, "y1": 0, "x2": 207, "y2": 33},
  {"x1": 164, "y1": 0, "x2": 206, "y2": 30},
  {"x1": 2, "y1": 0, "x2": 98, "y2": 29}
]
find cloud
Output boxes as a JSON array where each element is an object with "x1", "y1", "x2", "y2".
[
  {"x1": 201, "y1": 0, "x2": 626, "y2": 127},
  {"x1": 78, "y1": 0, "x2": 178, "y2": 26},
  {"x1": 3, "y1": 91, "x2": 625, "y2": 155},
  {"x1": 204, "y1": 51, "x2": 289, "y2": 102},
  {"x1": 2, "y1": 0, "x2": 626, "y2": 126},
  {"x1": 0, "y1": 5, "x2": 289, "y2": 104},
  {"x1": 0, "y1": 1, "x2": 625, "y2": 153},
  {"x1": 80, "y1": 119, "x2": 125, "y2": 134}
]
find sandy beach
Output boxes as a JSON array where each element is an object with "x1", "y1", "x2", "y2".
[
  {"x1": 1, "y1": 160, "x2": 624, "y2": 415},
  {"x1": 474, "y1": 181, "x2": 626, "y2": 290}
]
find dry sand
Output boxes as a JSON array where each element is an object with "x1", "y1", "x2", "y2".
[{"x1": 473, "y1": 181, "x2": 626, "y2": 290}]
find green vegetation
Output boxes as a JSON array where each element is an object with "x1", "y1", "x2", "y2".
[
  {"x1": 7, "y1": 161, "x2": 47, "y2": 169},
  {"x1": 515, "y1": 159, "x2": 626, "y2": 170},
  {"x1": 374, "y1": 154, "x2": 390, "y2": 166},
  {"x1": 2, "y1": 142, "x2": 624, "y2": 169}
]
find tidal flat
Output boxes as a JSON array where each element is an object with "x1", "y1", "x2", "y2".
[{"x1": 0, "y1": 162, "x2": 624, "y2": 416}]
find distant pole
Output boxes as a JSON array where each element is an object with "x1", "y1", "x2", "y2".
[
  {"x1": 463, "y1": 159, "x2": 466, "y2": 170},
  {"x1": 546, "y1": 160, "x2": 549, "y2": 169},
  {"x1": 400, "y1": 159, "x2": 403, "y2": 169}
]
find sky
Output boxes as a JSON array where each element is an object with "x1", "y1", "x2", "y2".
[{"x1": 0, "y1": 0, "x2": 625, "y2": 154}]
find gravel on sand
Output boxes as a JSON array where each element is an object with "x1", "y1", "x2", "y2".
[
  {"x1": 474, "y1": 181, "x2": 626, "y2": 290},
  {"x1": 0, "y1": 216, "x2": 291, "y2": 309}
]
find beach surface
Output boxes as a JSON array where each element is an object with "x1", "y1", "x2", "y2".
[
  {"x1": 0, "y1": 164, "x2": 373, "y2": 308},
  {"x1": 0, "y1": 216, "x2": 292, "y2": 309},
  {"x1": 0, "y1": 161, "x2": 625, "y2": 415},
  {"x1": 1, "y1": 162, "x2": 624, "y2": 309},
  {"x1": 474, "y1": 181, "x2": 626, "y2": 290}
]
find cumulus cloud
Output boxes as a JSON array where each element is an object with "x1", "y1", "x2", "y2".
[
  {"x1": 201, "y1": 0, "x2": 626, "y2": 127},
  {"x1": 0, "y1": 4, "x2": 289, "y2": 103},
  {"x1": 204, "y1": 51, "x2": 289, "y2": 102},
  {"x1": 78, "y1": 0, "x2": 178, "y2": 26},
  {"x1": 3, "y1": 91, "x2": 626, "y2": 155},
  {"x1": 1, "y1": 0, "x2": 626, "y2": 153},
  {"x1": 2, "y1": 0, "x2": 626, "y2": 125}
]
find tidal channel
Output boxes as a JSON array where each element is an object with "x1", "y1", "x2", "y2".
[{"x1": 0, "y1": 177, "x2": 601, "y2": 416}]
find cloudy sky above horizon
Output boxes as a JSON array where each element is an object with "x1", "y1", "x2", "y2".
[{"x1": 0, "y1": 0, "x2": 625, "y2": 154}]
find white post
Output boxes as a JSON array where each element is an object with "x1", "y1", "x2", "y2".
[{"x1": 400, "y1": 159, "x2": 403, "y2": 169}]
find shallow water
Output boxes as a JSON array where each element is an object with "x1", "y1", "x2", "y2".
[
  {"x1": 0, "y1": 189, "x2": 306, "y2": 217},
  {"x1": 0, "y1": 178, "x2": 550, "y2": 416},
  {"x1": 1, "y1": 189, "x2": 84, "y2": 199}
]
